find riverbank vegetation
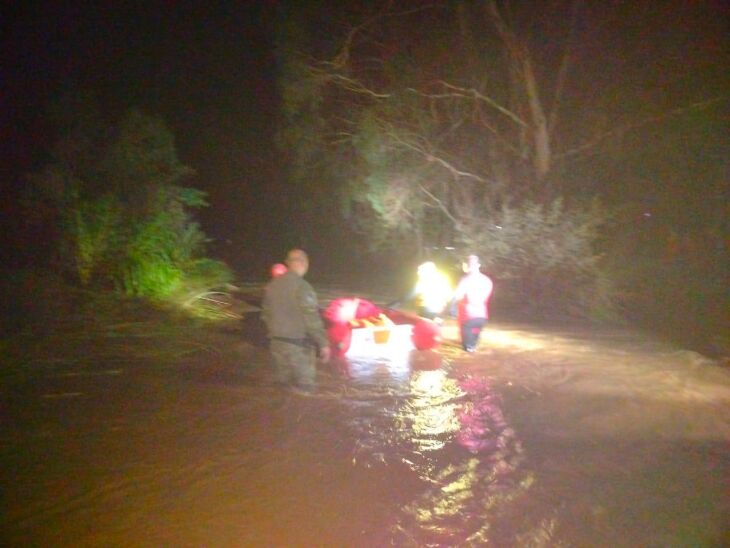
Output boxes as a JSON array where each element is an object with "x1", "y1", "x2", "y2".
[
  {"x1": 273, "y1": 2, "x2": 727, "y2": 356},
  {"x1": 2, "y1": 1, "x2": 726, "y2": 365},
  {"x1": 1, "y1": 99, "x2": 244, "y2": 382}
]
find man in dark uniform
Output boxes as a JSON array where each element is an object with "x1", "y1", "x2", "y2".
[{"x1": 262, "y1": 248, "x2": 331, "y2": 392}]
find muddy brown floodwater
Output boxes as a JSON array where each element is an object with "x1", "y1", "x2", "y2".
[{"x1": 2, "y1": 305, "x2": 729, "y2": 546}]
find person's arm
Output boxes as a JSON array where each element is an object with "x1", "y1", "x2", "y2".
[
  {"x1": 452, "y1": 277, "x2": 466, "y2": 299},
  {"x1": 448, "y1": 277, "x2": 467, "y2": 317}
]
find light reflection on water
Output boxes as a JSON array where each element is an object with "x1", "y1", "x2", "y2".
[{"x1": 332, "y1": 349, "x2": 541, "y2": 545}]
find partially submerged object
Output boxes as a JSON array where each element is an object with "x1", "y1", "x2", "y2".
[
  {"x1": 233, "y1": 291, "x2": 442, "y2": 358},
  {"x1": 323, "y1": 297, "x2": 441, "y2": 358}
]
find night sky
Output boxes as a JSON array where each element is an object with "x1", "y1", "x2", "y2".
[
  {"x1": 2, "y1": 1, "x2": 278, "y2": 270},
  {"x1": 1, "y1": 1, "x2": 728, "y2": 275}
]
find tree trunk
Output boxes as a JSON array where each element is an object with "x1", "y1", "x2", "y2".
[
  {"x1": 486, "y1": 1, "x2": 552, "y2": 182},
  {"x1": 521, "y1": 52, "x2": 551, "y2": 180}
]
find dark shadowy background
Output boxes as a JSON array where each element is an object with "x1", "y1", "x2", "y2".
[
  {"x1": 2, "y1": 2, "x2": 282, "y2": 276},
  {"x1": 1, "y1": 1, "x2": 727, "y2": 295}
]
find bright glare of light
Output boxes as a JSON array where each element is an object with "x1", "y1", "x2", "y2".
[
  {"x1": 406, "y1": 369, "x2": 463, "y2": 448},
  {"x1": 347, "y1": 324, "x2": 415, "y2": 357},
  {"x1": 412, "y1": 369, "x2": 447, "y2": 395},
  {"x1": 415, "y1": 263, "x2": 453, "y2": 314},
  {"x1": 344, "y1": 324, "x2": 415, "y2": 383},
  {"x1": 346, "y1": 354, "x2": 412, "y2": 384}
]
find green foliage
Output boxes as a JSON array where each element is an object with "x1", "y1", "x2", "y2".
[
  {"x1": 24, "y1": 100, "x2": 219, "y2": 302},
  {"x1": 166, "y1": 258, "x2": 237, "y2": 319},
  {"x1": 457, "y1": 198, "x2": 614, "y2": 319},
  {"x1": 344, "y1": 107, "x2": 459, "y2": 254},
  {"x1": 121, "y1": 255, "x2": 182, "y2": 299},
  {"x1": 69, "y1": 195, "x2": 120, "y2": 286},
  {"x1": 185, "y1": 258, "x2": 234, "y2": 286},
  {"x1": 277, "y1": 1, "x2": 724, "y2": 347},
  {"x1": 102, "y1": 109, "x2": 195, "y2": 196}
]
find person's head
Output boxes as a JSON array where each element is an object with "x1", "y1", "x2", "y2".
[
  {"x1": 286, "y1": 248, "x2": 309, "y2": 277},
  {"x1": 270, "y1": 263, "x2": 287, "y2": 278},
  {"x1": 463, "y1": 254, "x2": 480, "y2": 273}
]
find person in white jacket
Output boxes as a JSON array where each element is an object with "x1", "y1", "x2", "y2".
[{"x1": 451, "y1": 255, "x2": 494, "y2": 352}]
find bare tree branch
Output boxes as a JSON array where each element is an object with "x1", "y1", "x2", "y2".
[
  {"x1": 485, "y1": 0, "x2": 551, "y2": 179},
  {"x1": 383, "y1": 125, "x2": 490, "y2": 184},
  {"x1": 417, "y1": 184, "x2": 458, "y2": 223},
  {"x1": 319, "y1": 72, "x2": 392, "y2": 98},
  {"x1": 408, "y1": 81, "x2": 528, "y2": 127},
  {"x1": 329, "y1": 1, "x2": 395, "y2": 69},
  {"x1": 548, "y1": 0, "x2": 581, "y2": 137},
  {"x1": 328, "y1": 1, "x2": 442, "y2": 69}
]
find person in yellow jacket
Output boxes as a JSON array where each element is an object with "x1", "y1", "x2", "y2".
[{"x1": 409, "y1": 261, "x2": 453, "y2": 321}]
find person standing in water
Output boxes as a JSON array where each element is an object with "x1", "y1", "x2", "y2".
[
  {"x1": 262, "y1": 249, "x2": 330, "y2": 392},
  {"x1": 451, "y1": 254, "x2": 494, "y2": 352}
]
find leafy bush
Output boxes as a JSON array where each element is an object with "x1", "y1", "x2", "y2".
[
  {"x1": 456, "y1": 197, "x2": 614, "y2": 320},
  {"x1": 68, "y1": 195, "x2": 120, "y2": 286},
  {"x1": 23, "y1": 103, "x2": 220, "y2": 303},
  {"x1": 165, "y1": 258, "x2": 237, "y2": 319}
]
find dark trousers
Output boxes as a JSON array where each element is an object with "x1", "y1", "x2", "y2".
[
  {"x1": 460, "y1": 318, "x2": 487, "y2": 351},
  {"x1": 270, "y1": 338, "x2": 316, "y2": 389}
]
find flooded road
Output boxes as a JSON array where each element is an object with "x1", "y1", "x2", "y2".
[{"x1": 2, "y1": 315, "x2": 729, "y2": 546}]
